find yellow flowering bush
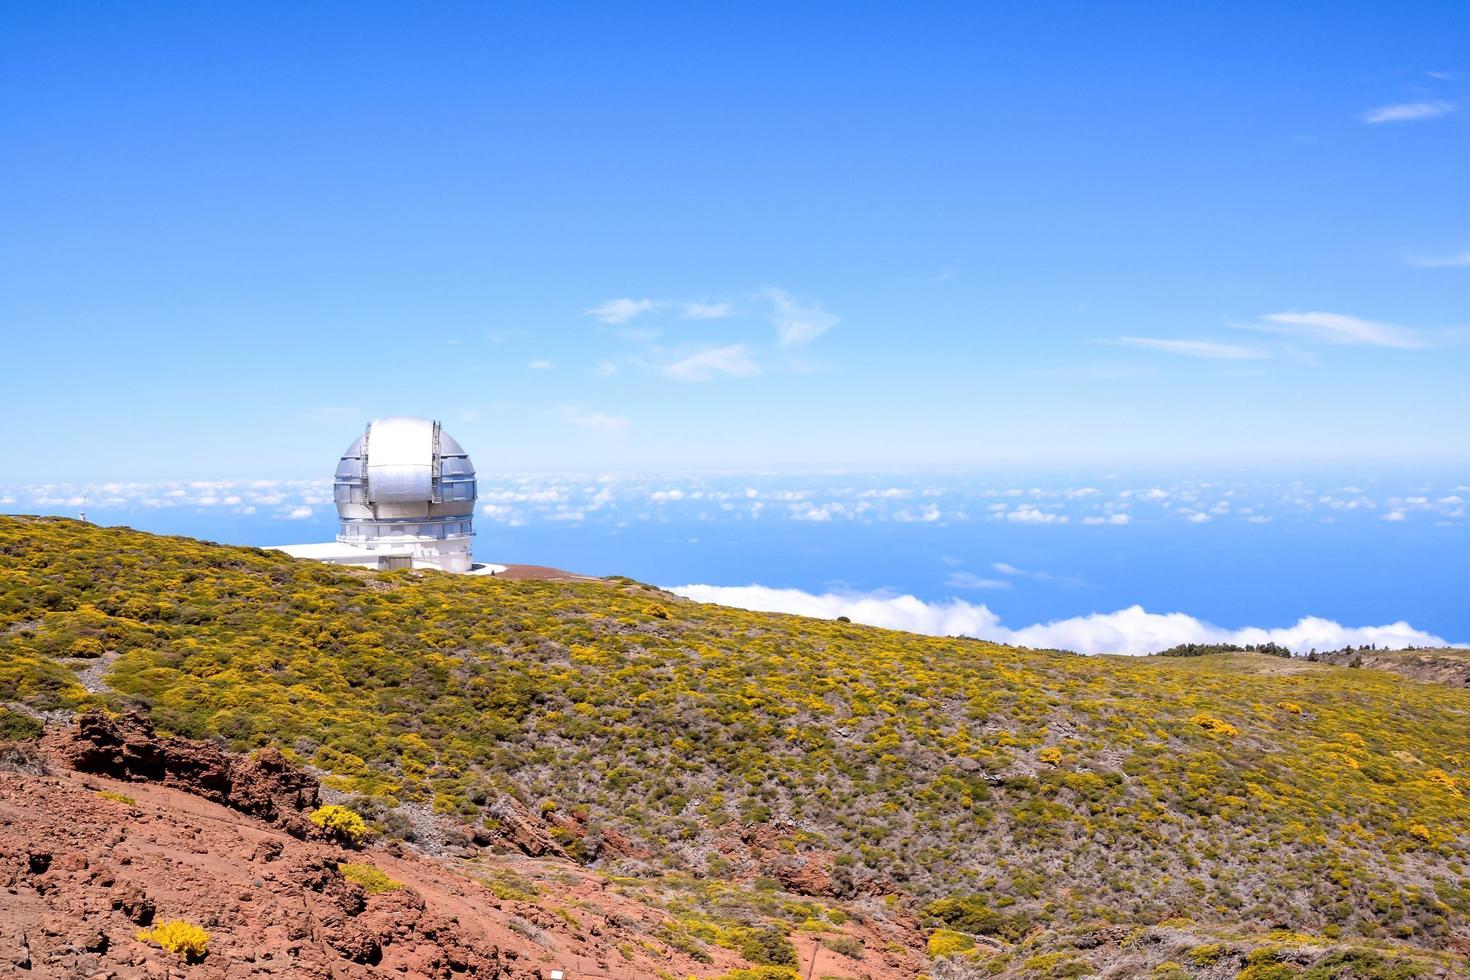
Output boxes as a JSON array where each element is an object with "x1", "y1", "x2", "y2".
[
  {"x1": 1190, "y1": 713, "x2": 1239, "y2": 737},
  {"x1": 137, "y1": 920, "x2": 209, "y2": 961},
  {"x1": 309, "y1": 804, "x2": 370, "y2": 845}
]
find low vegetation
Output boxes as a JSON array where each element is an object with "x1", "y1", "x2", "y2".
[
  {"x1": 2, "y1": 516, "x2": 1469, "y2": 967},
  {"x1": 338, "y1": 861, "x2": 402, "y2": 895},
  {"x1": 0, "y1": 706, "x2": 43, "y2": 742},
  {"x1": 95, "y1": 789, "x2": 137, "y2": 806},
  {"x1": 308, "y1": 804, "x2": 371, "y2": 845},
  {"x1": 136, "y1": 919, "x2": 209, "y2": 961}
]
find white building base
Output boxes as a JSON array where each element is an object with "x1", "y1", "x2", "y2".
[{"x1": 271, "y1": 541, "x2": 500, "y2": 574}]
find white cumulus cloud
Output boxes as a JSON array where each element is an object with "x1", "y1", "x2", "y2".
[{"x1": 668, "y1": 585, "x2": 1449, "y2": 656}]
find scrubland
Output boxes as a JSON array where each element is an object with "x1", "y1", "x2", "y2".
[{"x1": 1, "y1": 515, "x2": 1467, "y2": 976}]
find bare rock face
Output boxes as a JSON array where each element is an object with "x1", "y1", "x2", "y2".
[
  {"x1": 484, "y1": 795, "x2": 567, "y2": 858},
  {"x1": 51, "y1": 710, "x2": 319, "y2": 830},
  {"x1": 0, "y1": 771, "x2": 520, "y2": 978}
]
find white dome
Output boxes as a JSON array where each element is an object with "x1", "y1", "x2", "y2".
[{"x1": 331, "y1": 417, "x2": 476, "y2": 571}]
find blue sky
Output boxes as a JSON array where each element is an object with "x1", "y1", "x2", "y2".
[{"x1": 3, "y1": 2, "x2": 1469, "y2": 478}]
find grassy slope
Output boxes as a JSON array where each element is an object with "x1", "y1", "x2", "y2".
[{"x1": 3, "y1": 516, "x2": 1469, "y2": 959}]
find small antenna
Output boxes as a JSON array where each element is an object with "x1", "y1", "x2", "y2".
[{"x1": 79, "y1": 496, "x2": 88, "y2": 524}]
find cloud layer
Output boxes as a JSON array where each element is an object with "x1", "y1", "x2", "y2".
[
  {"x1": 4, "y1": 473, "x2": 1464, "y2": 530},
  {"x1": 669, "y1": 584, "x2": 1449, "y2": 655}
]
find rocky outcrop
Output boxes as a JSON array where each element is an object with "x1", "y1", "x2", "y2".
[
  {"x1": 0, "y1": 770, "x2": 519, "y2": 978},
  {"x1": 478, "y1": 795, "x2": 651, "y2": 863},
  {"x1": 711, "y1": 821, "x2": 899, "y2": 899},
  {"x1": 483, "y1": 795, "x2": 566, "y2": 858},
  {"x1": 50, "y1": 710, "x2": 319, "y2": 831}
]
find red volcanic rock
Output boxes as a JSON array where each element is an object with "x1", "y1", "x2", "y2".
[
  {"x1": 50, "y1": 710, "x2": 319, "y2": 830},
  {"x1": 0, "y1": 765, "x2": 922, "y2": 979},
  {"x1": 592, "y1": 824, "x2": 650, "y2": 860},
  {"x1": 484, "y1": 795, "x2": 566, "y2": 858}
]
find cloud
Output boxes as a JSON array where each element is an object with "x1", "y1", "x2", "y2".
[
  {"x1": 665, "y1": 344, "x2": 760, "y2": 381},
  {"x1": 1363, "y1": 100, "x2": 1456, "y2": 124},
  {"x1": 281, "y1": 506, "x2": 314, "y2": 520},
  {"x1": 668, "y1": 585, "x2": 1448, "y2": 655},
  {"x1": 1406, "y1": 251, "x2": 1470, "y2": 269},
  {"x1": 585, "y1": 298, "x2": 659, "y2": 324},
  {"x1": 991, "y1": 562, "x2": 1088, "y2": 588},
  {"x1": 1000, "y1": 506, "x2": 1067, "y2": 524},
  {"x1": 683, "y1": 302, "x2": 734, "y2": 320},
  {"x1": 528, "y1": 358, "x2": 554, "y2": 370},
  {"x1": 763, "y1": 288, "x2": 838, "y2": 346},
  {"x1": 1116, "y1": 337, "x2": 1269, "y2": 360},
  {"x1": 561, "y1": 407, "x2": 632, "y2": 433},
  {"x1": 945, "y1": 571, "x2": 1012, "y2": 590},
  {"x1": 1247, "y1": 311, "x2": 1425, "y2": 349},
  {"x1": 1082, "y1": 513, "x2": 1131, "y2": 525}
]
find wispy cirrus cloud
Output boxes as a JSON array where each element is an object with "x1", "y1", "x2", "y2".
[
  {"x1": 561, "y1": 406, "x2": 632, "y2": 433},
  {"x1": 584, "y1": 297, "x2": 659, "y2": 324},
  {"x1": 683, "y1": 301, "x2": 734, "y2": 319},
  {"x1": 945, "y1": 571, "x2": 1011, "y2": 590},
  {"x1": 992, "y1": 562, "x2": 1088, "y2": 588},
  {"x1": 763, "y1": 287, "x2": 838, "y2": 346},
  {"x1": 664, "y1": 344, "x2": 760, "y2": 381},
  {"x1": 1406, "y1": 250, "x2": 1470, "y2": 269},
  {"x1": 1362, "y1": 100, "x2": 1456, "y2": 124},
  {"x1": 585, "y1": 297, "x2": 736, "y2": 324},
  {"x1": 1116, "y1": 337, "x2": 1269, "y2": 360},
  {"x1": 1244, "y1": 311, "x2": 1426, "y2": 349}
]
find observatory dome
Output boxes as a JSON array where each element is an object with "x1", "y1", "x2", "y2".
[{"x1": 331, "y1": 416, "x2": 477, "y2": 572}]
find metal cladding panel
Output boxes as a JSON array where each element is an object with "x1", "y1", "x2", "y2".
[
  {"x1": 366, "y1": 417, "x2": 435, "y2": 503},
  {"x1": 438, "y1": 431, "x2": 468, "y2": 457}
]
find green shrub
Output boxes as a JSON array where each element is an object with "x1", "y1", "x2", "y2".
[
  {"x1": 737, "y1": 926, "x2": 798, "y2": 967},
  {"x1": 924, "y1": 895, "x2": 1032, "y2": 941},
  {"x1": 0, "y1": 707, "x2": 42, "y2": 742},
  {"x1": 822, "y1": 935, "x2": 862, "y2": 959}
]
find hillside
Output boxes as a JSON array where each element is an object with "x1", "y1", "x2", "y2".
[
  {"x1": 1315, "y1": 648, "x2": 1470, "y2": 690},
  {"x1": 2, "y1": 515, "x2": 1469, "y2": 977},
  {"x1": 2, "y1": 711, "x2": 921, "y2": 978}
]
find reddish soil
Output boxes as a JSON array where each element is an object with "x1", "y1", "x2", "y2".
[
  {"x1": 486, "y1": 565, "x2": 597, "y2": 582},
  {"x1": 0, "y1": 724, "x2": 923, "y2": 979}
]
